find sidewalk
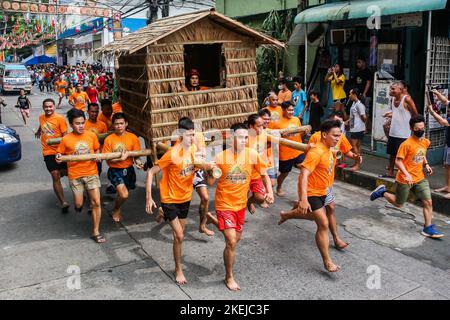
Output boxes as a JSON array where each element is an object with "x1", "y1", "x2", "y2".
[{"x1": 336, "y1": 152, "x2": 450, "y2": 216}]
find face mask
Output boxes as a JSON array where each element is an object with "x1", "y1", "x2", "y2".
[
  {"x1": 413, "y1": 130, "x2": 425, "y2": 138},
  {"x1": 265, "y1": 100, "x2": 270, "y2": 106}
]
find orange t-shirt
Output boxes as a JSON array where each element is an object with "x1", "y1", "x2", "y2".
[
  {"x1": 264, "y1": 105, "x2": 283, "y2": 129},
  {"x1": 309, "y1": 131, "x2": 352, "y2": 183},
  {"x1": 102, "y1": 132, "x2": 141, "y2": 169},
  {"x1": 112, "y1": 102, "x2": 123, "y2": 114},
  {"x1": 301, "y1": 141, "x2": 334, "y2": 197},
  {"x1": 54, "y1": 80, "x2": 68, "y2": 95},
  {"x1": 57, "y1": 131, "x2": 100, "y2": 180},
  {"x1": 395, "y1": 137, "x2": 430, "y2": 184},
  {"x1": 156, "y1": 145, "x2": 196, "y2": 204},
  {"x1": 278, "y1": 89, "x2": 292, "y2": 104},
  {"x1": 98, "y1": 112, "x2": 112, "y2": 129},
  {"x1": 69, "y1": 91, "x2": 90, "y2": 112},
  {"x1": 273, "y1": 116, "x2": 303, "y2": 161},
  {"x1": 84, "y1": 119, "x2": 108, "y2": 136},
  {"x1": 39, "y1": 113, "x2": 68, "y2": 156},
  {"x1": 214, "y1": 148, "x2": 268, "y2": 211},
  {"x1": 248, "y1": 130, "x2": 272, "y2": 179}
]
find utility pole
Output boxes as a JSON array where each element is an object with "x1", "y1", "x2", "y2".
[
  {"x1": 148, "y1": 0, "x2": 159, "y2": 24},
  {"x1": 161, "y1": 0, "x2": 170, "y2": 18}
]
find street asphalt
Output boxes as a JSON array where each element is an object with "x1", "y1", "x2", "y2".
[{"x1": 0, "y1": 89, "x2": 449, "y2": 300}]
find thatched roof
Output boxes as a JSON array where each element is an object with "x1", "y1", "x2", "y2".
[{"x1": 95, "y1": 8, "x2": 284, "y2": 55}]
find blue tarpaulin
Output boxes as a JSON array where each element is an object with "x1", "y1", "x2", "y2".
[{"x1": 23, "y1": 55, "x2": 57, "y2": 65}]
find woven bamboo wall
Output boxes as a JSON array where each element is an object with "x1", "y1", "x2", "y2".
[
  {"x1": 146, "y1": 18, "x2": 260, "y2": 142},
  {"x1": 118, "y1": 48, "x2": 151, "y2": 140}
]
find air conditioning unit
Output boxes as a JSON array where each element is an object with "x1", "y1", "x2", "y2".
[{"x1": 330, "y1": 29, "x2": 353, "y2": 45}]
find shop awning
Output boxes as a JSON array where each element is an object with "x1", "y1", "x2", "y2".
[{"x1": 294, "y1": 0, "x2": 448, "y2": 24}]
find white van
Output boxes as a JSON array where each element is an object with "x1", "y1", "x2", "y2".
[{"x1": 0, "y1": 63, "x2": 32, "y2": 93}]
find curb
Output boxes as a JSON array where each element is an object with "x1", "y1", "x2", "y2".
[{"x1": 335, "y1": 167, "x2": 450, "y2": 216}]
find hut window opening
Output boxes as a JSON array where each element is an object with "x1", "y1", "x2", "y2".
[{"x1": 184, "y1": 44, "x2": 225, "y2": 90}]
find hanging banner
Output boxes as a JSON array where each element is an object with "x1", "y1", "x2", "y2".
[
  {"x1": 1, "y1": 1, "x2": 112, "y2": 17},
  {"x1": 372, "y1": 75, "x2": 396, "y2": 143}
]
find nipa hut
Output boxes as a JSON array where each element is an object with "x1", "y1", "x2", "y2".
[{"x1": 95, "y1": 8, "x2": 284, "y2": 159}]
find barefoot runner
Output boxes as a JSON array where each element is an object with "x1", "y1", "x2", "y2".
[
  {"x1": 145, "y1": 117, "x2": 203, "y2": 285},
  {"x1": 306, "y1": 114, "x2": 362, "y2": 250},
  {"x1": 54, "y1": 75, "x2": 68, "y2": 109},
  {"x1": 278, "y1": 120, "x2": 343, "y2": 272},
  {"x1": 370, "y1": 115, "x2": 444, "y2": 238},
  {"x1": 85, "y1": 102, "x2": 108, "y2": 175},
  {"x1": 55, "y1": 108, "x2": 105, "y2": 243},
  {"x1": 35, "y1": 98, "x2": 70, "y2": 213},
  {"x1": 209, "y1": 122, "x2": 274, "y2": 291},
  {"x1": 103, "y1": 113, "x2": 144, "y2": 222}
]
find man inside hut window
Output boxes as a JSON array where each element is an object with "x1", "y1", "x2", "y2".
[{"x1": 182, "y1": 69, "x2": 209, "y2": 92}]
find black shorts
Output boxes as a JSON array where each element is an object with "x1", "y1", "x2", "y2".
[
  {"x1": 308, "y1": 196, "x2": 327, "y2": 212},
  {"x1": 279, "y1": 153, "x2": 305, "y2": 173},
  {"x1": 161, "y1": 201, "x2": 191, "y2": 222},
  {"x1": 387, "y1": 136, "x2": 407, "y2": 156},
  {"x1": 44, "y1": 155, "x2": 67, "y2": 173},
  {"x1": 107, "y1": 166, "x2": 136, "y2": 190},
  {"x1": 350, "y1": 131, "x2": 365, "y2": 140}
]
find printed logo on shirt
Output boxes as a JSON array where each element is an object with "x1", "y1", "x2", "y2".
[
  {"x1": 42, "y1": 122, "x2": 55, "y2": 137},
  {"x1": 271, "y1": 111, "x2": 281, "y2": 122},
  {"x1": 89, "y1": 127, "x2": 99, "y2": 135},
  {"x1": 412, "y1": 148, "x2": 426, "y2": 164},
  {"x1": 327, "y1": 154, "x2": 334, "y2": 175},
  {"x1": 74, "y1": 141, "x2": 90, "y2": 155},
  {"x1": 179, "y1": 158, "x2": 195, "y2": 177},
  {"x1": 112, "y1": 142, "x2": 127, "y2": 153},
  {"x1": 76, "y1": 96, "x2": 86, "y2": 104},
  {"x1": 225, "y1": 164, "x2": 248, "y2": 184}
]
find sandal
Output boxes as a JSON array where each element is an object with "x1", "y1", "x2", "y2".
[
  {"x1": 90, "y1": 234, "x2": 106, "y2": 243},
  {"x1": 61, "y1": 203, "x2": 70, "y2": 214}
]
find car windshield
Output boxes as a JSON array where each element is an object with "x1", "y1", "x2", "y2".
[{"x1": 5, "y1": 70, "x2": 29, "y2": 78}]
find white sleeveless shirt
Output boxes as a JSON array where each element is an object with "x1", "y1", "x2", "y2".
[{"x1": 389, "y1": 95, "x2": 411, "y2": 139}]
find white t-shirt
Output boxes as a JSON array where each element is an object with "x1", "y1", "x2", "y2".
[{"x1": 350, "y1": 100, "x2": 366, "y2": 133}]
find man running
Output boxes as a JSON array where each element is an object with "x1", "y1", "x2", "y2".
[
  {"x1": 306, "y1": 114, "x2": 362, "y2": 249},
  {"x1": 55, "y1": 108, "x2": 105, "y2": 243},
  {"x1": 103, "y1": 113, "x2": 144, "y2": 222},
  {"x1": 35, "y1": 98, "x2": 70, "y2": 213},
  {"x1": 85, "y1": 102, "x2": 108, "y2": 175},
  {"x1": 54, "y1": 75, "x2": 68, "y2": 109},
  {"x1": 370, "y1": 115, "x2": 444, "y2": 239},
  {"x1": 278, "y1": 120, "x2": 343, "y2": 272},
  {"x1": 145, "y1": 117, "x2": 204, "y2": 285},
  {"x1": 273, "y1": 101, "x2": 305, "y2": 197},
  {"x1": 208, "y1": 122, "x2": 274, "y2": 291},
  {"x1": 69, "y1": 83, "x2": 90, "y2": 112}
]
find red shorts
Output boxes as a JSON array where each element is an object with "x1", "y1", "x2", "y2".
[
  {"x1": 216, "y1": 208, "x2": 246, "y2": 233},
  {"x1": 250, "y1": 178, "x2": 266, "y2": 196}
]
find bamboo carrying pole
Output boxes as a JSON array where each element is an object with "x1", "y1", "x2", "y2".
[
  {"x1": 59, "y1": 149, "x2": 152, "y2": 162},
  {"x1": 268, "y1": 125, "x2": 312, "y2": 136},
  {"x1": 47, "y1": 133, "x2": 111, "y2": 146},
  {"x1": 156, "y1": 143, "x2": 222, "y2": 178}
]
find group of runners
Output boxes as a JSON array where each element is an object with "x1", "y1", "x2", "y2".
[{"x1": 34, "y1": 69, "x2": 446, "y2": 292}]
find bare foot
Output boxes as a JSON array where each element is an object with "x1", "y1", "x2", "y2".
[
  {"x1": 112, "y1": 210, "x2": 122, "y2": 222},
  {"x1": 278, "y1": 211, "x2": 287, "y2": 225},
  {"x1": 224, "y1": 278, "x2": 240, "y2": 291},
  {"x1": 276, "y1": 188, "x2": 285, "y2": 197},
  {"x1": 348, "y1": 165, "x2": 360, "y2": 172},
  {"x1": 260, "y1": 201, "x2": 269, "y2": 208},
  {"x1": 247, "y1": 202, "x2": 256, "y2": 214},
  {"x1": 444, "y1": 193, "x2": 450, "y2": 199},
  {"x1": 435, "y1": 186, "x2": 450, "y2": 193},
  {"x1": 205, "y1": 211, "x2": 218, "y2": 226},
  {"x1": 199, "y1": 225, "x2": 215, "y2": 236},
  {"x1": 156, "y1": 207, "x2": 164, "y2": 223},
  {"x1": 334, "y1": 238, "x2": 349, "y2": 250},
  {"x1": 324, "y1": 261, "x2": 341, "y2": 272},
  {"x1": 175, "y1": 270, "x2": 187, "y2": 285}
]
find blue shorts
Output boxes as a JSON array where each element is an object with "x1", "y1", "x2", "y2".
[
  {"x1": 279, "y1": 153, "x2": 305, "y2": 173},
  {"x1": 266, "y1": 167, "x2": 277, "y2": 180},
  {"x1": 107, "y1": 166, "x2": 136, "y2": 190}
]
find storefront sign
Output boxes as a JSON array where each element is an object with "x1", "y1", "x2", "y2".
[
  {"x1": 1, "y1": 1, "x2": 111, "y2": 17},
  {"x1": 372, "y1": 76, "x2": 395, "y2": 143},
  {"x1": 391, "y1": 13, "x2": 422, "y2": 28}
]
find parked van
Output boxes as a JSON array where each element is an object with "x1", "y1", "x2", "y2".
[{"x1": 0, "y1": 63, "x2": 32, "y2": 93}]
